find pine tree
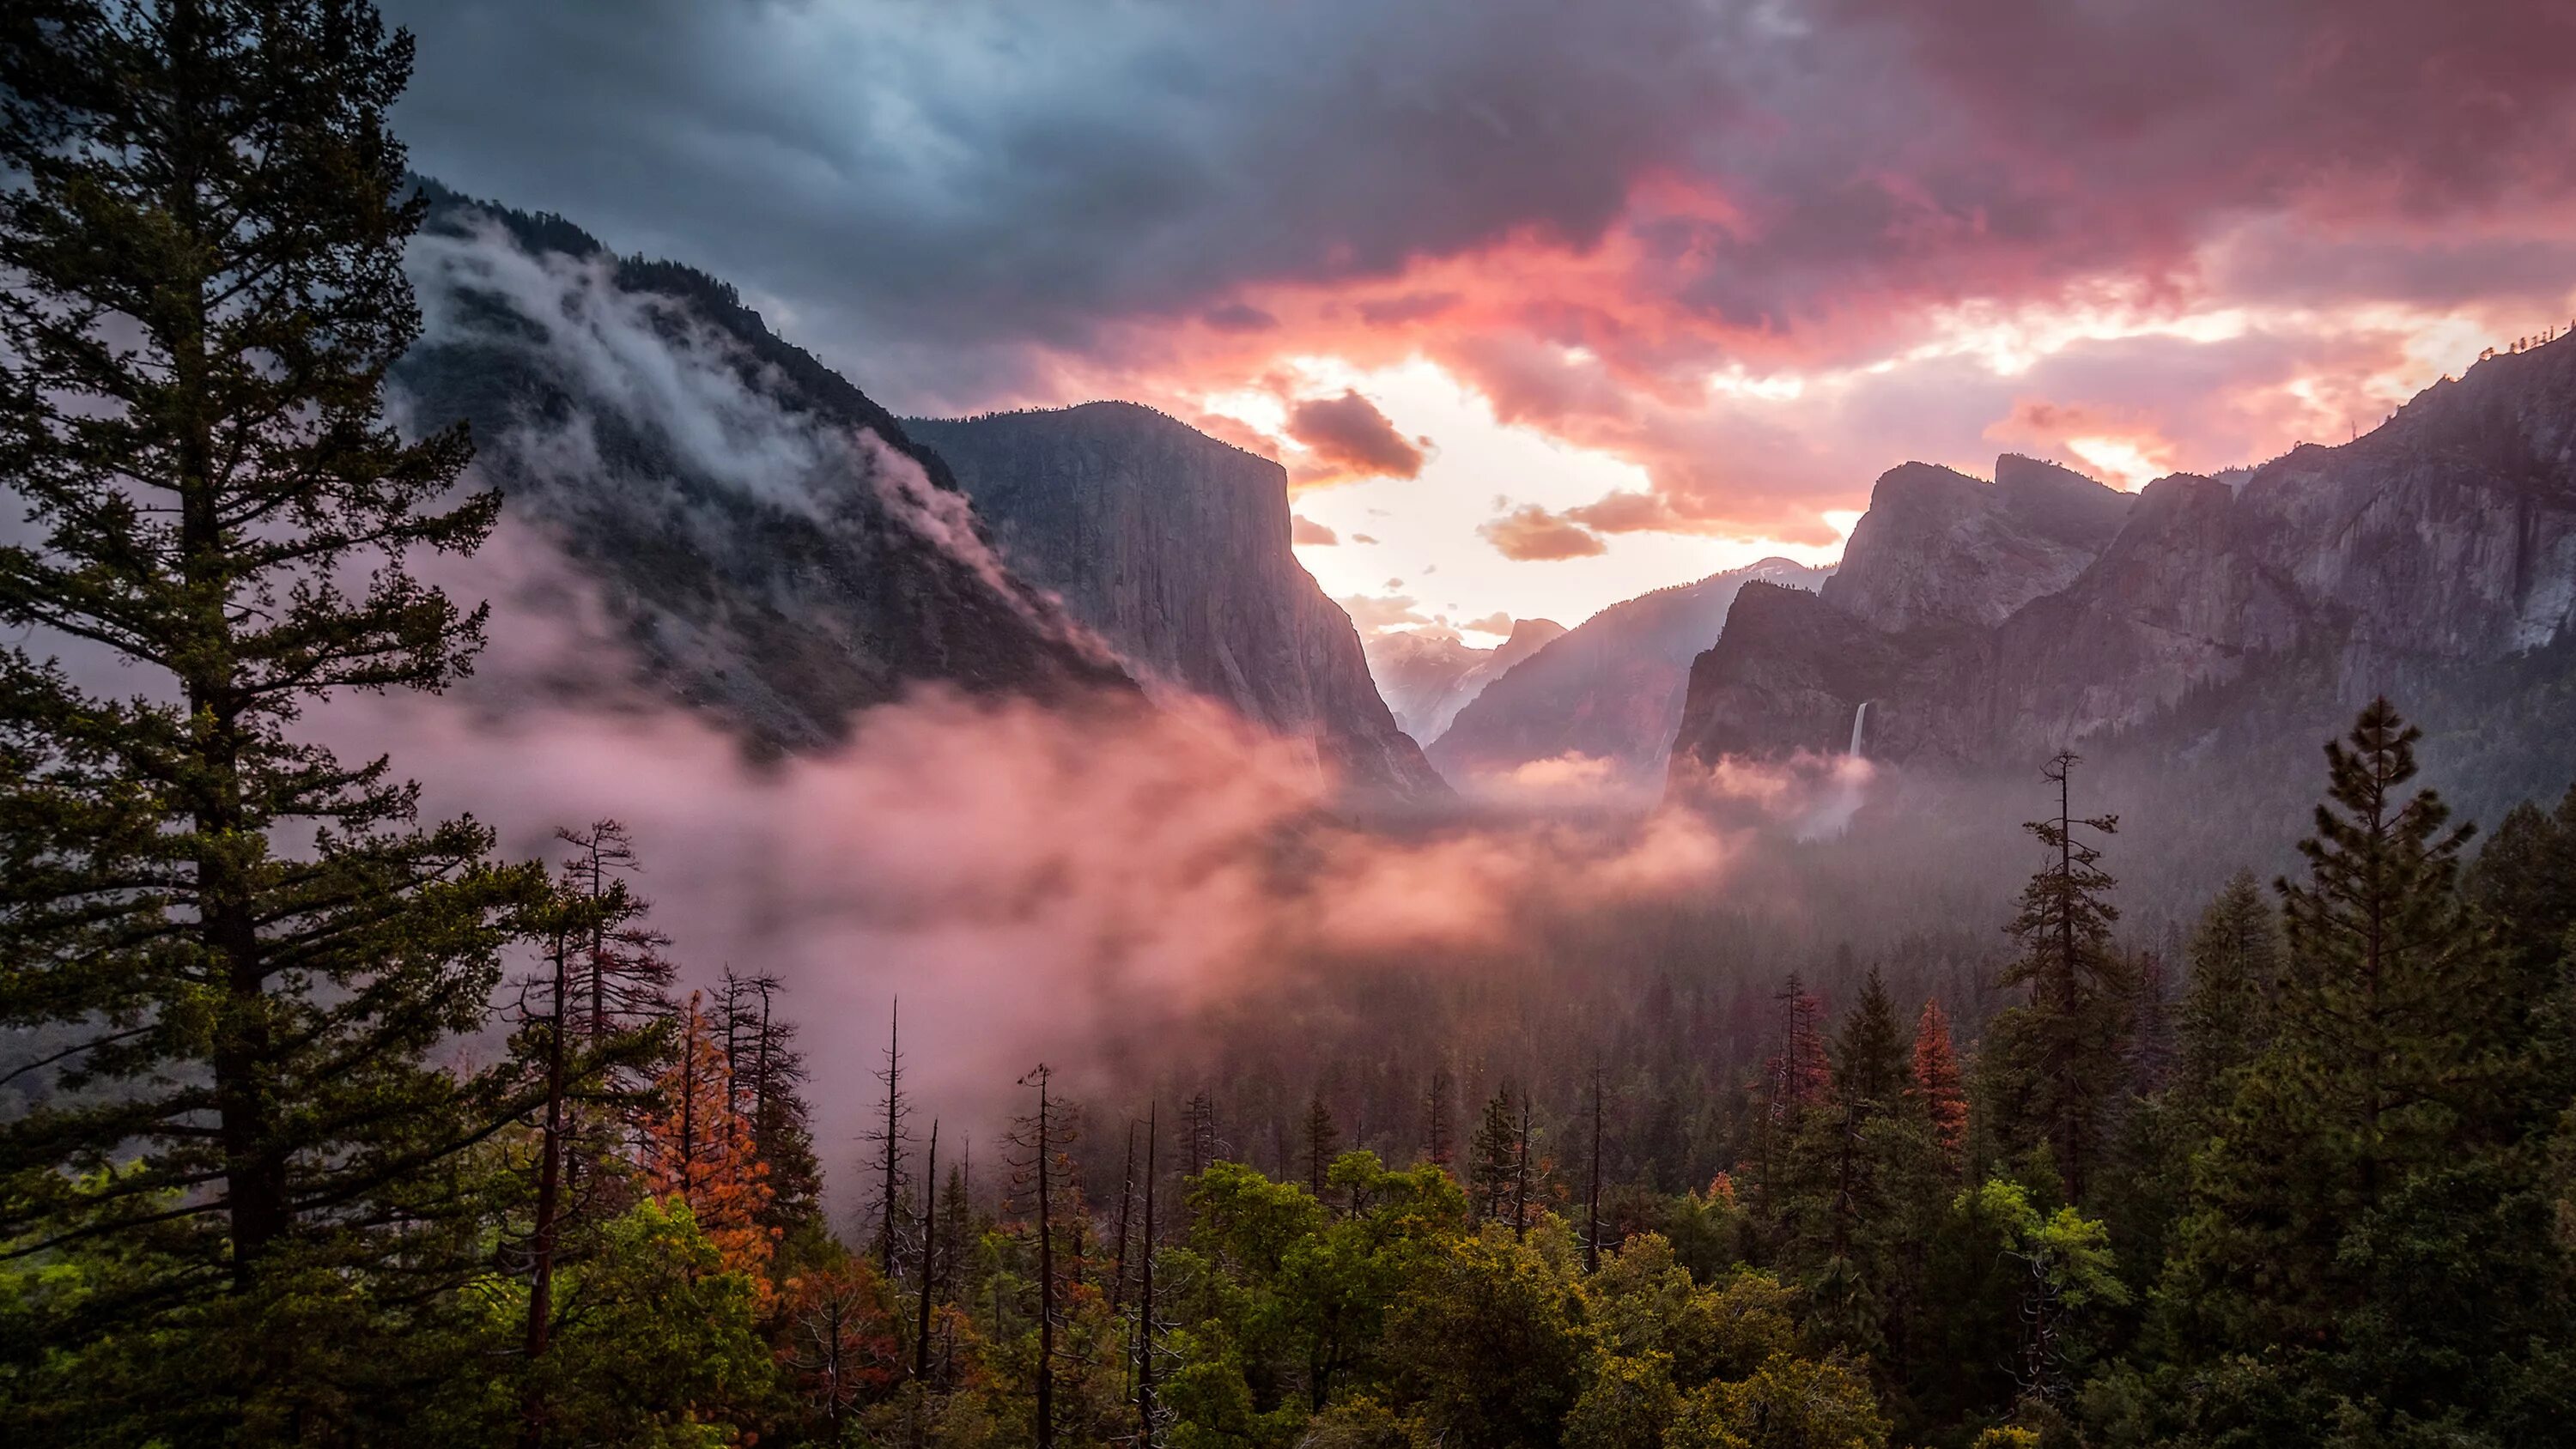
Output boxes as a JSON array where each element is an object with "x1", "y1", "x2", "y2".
[
  {"x1": 1511, "y1": 1090, "x2": 1536, "y2": 1241},
  {"x1": 2155, "y1": 700, "x2": 2576, "y2": 1439},
  {"x1": 1186, "y1": 1088, "x2": 1218, "y2": 1177},
  {"x1": 509, "y1": 847, "x2": 668, "y2": 1432},
  {"x1": 1302, "y1": 1094, "x2": 1340, "y2": 1198},
  {"x1": 1986, "y1": 751, "x2": 2129, "y2": 1201},
  {"x1": 1468, "y1": 1083, "x2": 1519, "y2": 1223},
  {"x1": 1832, "y1": 967, "x2": 1909, "y2": 1113},
  {"x1": 0, "y1": 0, "x2": 535, "y2": 1401},
  {"x1": 547, "y1": 820, "x2": 675, "y2": 1222},
  {"x1": 1425, "y1": 1066, "x2": 1455, "y2": 1170},
  {"x1": 1756, "y1": 973, "x2": 1831, "y2": 1210},
  {"x1": 2173, "y1": 870, "x2": 2281, "y2": 1115},
  {"x1": 1765, "y1": 973, "x2": 1833, "y2": 1114},
  {"x1": 2273, "y1": 700, "x2": 2492, "y2": 1184},
  {"x1": 1905, "y1": 1001, "x2": 1968, "y2": 1161}
]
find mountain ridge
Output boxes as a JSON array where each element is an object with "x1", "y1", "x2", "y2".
[{"x1": 391, "y1": 179, "x2": 1135, "y2": 750}]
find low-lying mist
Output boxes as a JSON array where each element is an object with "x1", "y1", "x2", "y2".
[{"x1": 319, "y1": 525, "x2": 1988, "y2": 1207}]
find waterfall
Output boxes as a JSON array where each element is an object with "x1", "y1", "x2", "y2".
[{"x1": 1847, "y1": 700, "x2": 1868, "y2": 757}]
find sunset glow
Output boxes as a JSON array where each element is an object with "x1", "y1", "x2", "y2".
[{"x1": 388, "y1": 0, "x2": 2576, "y2": 633}]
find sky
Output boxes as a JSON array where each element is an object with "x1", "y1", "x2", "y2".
[{"x1": 385, "y1": 0, "x2": 2576, "y2": 642}]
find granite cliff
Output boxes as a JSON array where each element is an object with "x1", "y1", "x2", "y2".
[
  {"x1": 1670, "y1": 337, "x2": 2576, "y2": 821},
  {"x1": 908, "y1": 403, "x2": 1450, "y2": 802}
]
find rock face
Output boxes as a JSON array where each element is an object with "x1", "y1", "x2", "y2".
[
  {"x1": 907, "y1": 403, "x2": 1450, "y2": 803},
  {"x1": 1429, "y1": 558, "x2": 1831, "y2": 789},
  {"x1": 1823, "y1": 454, "x2": 2134, "y2": 634},
  {"x1": 1366, "y1": 618, "x2": 1568, "y2": 744},
  {"x1": 1671, "y1": 338, "x2": 2576, "y2": 801},
  {"x1": 391, "y1": 182, "x2": 1132, "y2": 750}
]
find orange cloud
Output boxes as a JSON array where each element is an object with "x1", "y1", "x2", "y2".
[
  {"x1": 1479, "y1": 504, "x2": 1607, "y2": 561},
  {"x1": 1286, "y1": 390, "x2": 1428, "y2": 484}
]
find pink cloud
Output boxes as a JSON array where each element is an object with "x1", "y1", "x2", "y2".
[
  {"x1": 1478, "y1": 504, "x2": 1607, "y2": 561},
  {"x1": 1286, "y1": 390, "x2": 1428, "y2": 484}
]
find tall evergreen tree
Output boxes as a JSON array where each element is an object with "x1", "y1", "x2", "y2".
[
  {"x1": 2154, "y1": 700, "x2": 2576, "y2": 1441},
  {"x1": 2172, "y1": 869, "x2": 2281, "y2": 1115},
  {"x1": 1303, "y1": 1094, "x2": 1340, "y2": 1198},
  {"x1": 1832, "y1": 967, "x2": 1909, "y2": 1113},
  {"x1": 1905, "y1": 1001, "x2": 1967, "y2": 1163},
  {"x1": 0, "y1": 0, "x2": 534, "y2": 1419},
  {"x1": 1425, "y1": 1066, "x2": 1455, "y2": 1170},
  {"x1": 1984, "y1": 751, "x2": 2129, "y2": 1201},
  {"x1": 1186, "y1": 1088, "x2": 1218, "y2": 1177},
  {"x1": 508, "y1": 850, "x2": 667, "y2": 1440},
  {"x1": 1468, "y1": 1083, "x2": 1519, "y2": 1224}
]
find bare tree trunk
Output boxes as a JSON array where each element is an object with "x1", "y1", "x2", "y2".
[
  {"x1": 1138, "y1": 1104, "x2": 1158, "y2": 1448},
  {"x1": 1034, "y1": 1071, "x2": 1055, "y2": 1449},
  {"x1": 915, "y1": 1121, "x2": 939, "y2": 1383},
  {"x1": 1512, "y1": 1091, "x2": 1534, "y2": 1242},
  {"x1": 1585, "y1": 1068, "x2": 1603, "y2": 1272},
  {"x1": 1112, "y1": 1121, "x2": 1137, "y2": 1314}
]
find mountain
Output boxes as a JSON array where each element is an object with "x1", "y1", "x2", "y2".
[
  {"x1": 1670, "y1": 338, "x2": 2576, "y2": 883},
  {"x1": 1821, "y1": 453, "x2": 2134, "y2": 634},
  {"x1": 389, "y1": 182, "x2": 1131, "y2": 751},
  {"x1": 1366, "y1": 618, "x2": 1568, "y2": 744},
  {"x1": 1426, "y1": 558, "x2": 1832, "y2": 791},
  {"x1": 906, "y1": 403, "x2": 1450, "y2": 802}
]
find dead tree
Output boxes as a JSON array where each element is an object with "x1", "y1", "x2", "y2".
[
  {"x1": 1010, "y1": 1065, "x2": 1077, "y2": 1449},
  {"x1": 1585, "y1": 1067, "x2": 1606, "y2": 1272},
  {"x1": 914, "y1": 1121, "x2": 939, "y2": 1382},
  {"x1": 866, "y1": 1001, "x2": 913, "y2": 1282},
  {"x1": 1425, "y1": 1067, "x2": 1455, "y2": 1170},
  {"x1": 1138, "y1": 1103, "x2": 1161, "y2": 1448}
]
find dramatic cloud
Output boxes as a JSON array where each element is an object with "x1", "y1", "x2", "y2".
[
  {"x1": 385, "y1": 0, "x2": 2576, "y2": 567},
  {"x1": 1285, "y1": 390, "x2": 1429, "y2": 484},
  {"x1": 1479, "y1": 504, "x2": 1607, "y2": 561},
  {"x1": 1291, "y1": 514, "x2": 1340, "y2": 546}
]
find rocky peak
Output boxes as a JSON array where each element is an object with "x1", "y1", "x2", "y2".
[
  {"x1": 1366, "y1": 616, "x2": 1568, "y2": 745},
  {"x1": 1821, "y1": 456, "x2": 2134, "y2": 634},
  {"x1": 1670, "y1": 330, "x2": 2576, "y2": 798},
  {"x1": 908, "y1": 403, "x2": 1451, "y2": 803}
]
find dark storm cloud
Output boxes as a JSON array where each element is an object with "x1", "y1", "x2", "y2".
[
  {"x1": 384, "y1": 0, "x2": 2576, "y2": 406},
  {"x1": 384, "y1": 0, "x2": 1728, "y2": 403}
]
